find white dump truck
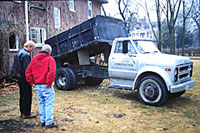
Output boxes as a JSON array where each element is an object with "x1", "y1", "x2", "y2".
[{"x1": 45, "y1": 15, "x2": 195, "y2": 106}]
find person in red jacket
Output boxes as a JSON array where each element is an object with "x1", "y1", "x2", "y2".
[{"x1": 26, "y1": 44, "x2": 58, "y2": 129}]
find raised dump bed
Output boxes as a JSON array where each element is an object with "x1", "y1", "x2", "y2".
[{"x1": 45, "y1": 15, "x2": 128, "y2": 65}]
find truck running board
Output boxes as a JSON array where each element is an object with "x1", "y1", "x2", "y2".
[{"x1": 108, "y1": 84, "x2": 132, "y2": 90}]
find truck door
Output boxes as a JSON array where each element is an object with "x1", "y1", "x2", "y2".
[{"x1": 109, "y1": 40, "x2": 138, "y2": 80}]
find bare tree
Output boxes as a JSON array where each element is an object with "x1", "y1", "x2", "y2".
[
  {"x1": 116, "y1": 0, "x2": 138, "y2": 34},
  {"x1": 161, "y1": 0, "x2": 181, "y2": 54},
  {"x1": 190, "y1": 0, "x2": 200, "y2": 48},
  {"x1": 140, "y1": 0, "x2": 163, "y2": 51},
  {"x1": 162, "y1": 0, "x2": 182, "y2": 54},
  {"x1": 118, "y1": 0, "x2": 127, "y2": 22},
  {"x1": 155, "y1": 0, "x2": 162, "y2": 51},
  {"x1": 181, "y1": 0, "x2": 194, "y2": 56}
]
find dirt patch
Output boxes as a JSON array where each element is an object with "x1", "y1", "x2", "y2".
[{"x1": 0, "y1": 119, "x2": 35, "y2": 132}]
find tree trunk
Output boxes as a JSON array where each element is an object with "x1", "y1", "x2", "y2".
[
  {"x1": 172, "y1": 28, "x2": 176, "y2": 54},
  {"x1": 156, "y1": 0, "x2": 162, "y2": 51},
  {"x1": 168, "y1": 23, "x2": 176, "y2": 54},
  {"x1": 198, "y1": 27, "x2": 200, "y2": 48},
  {"x1": 182, "y1": 1, "x2": 185, "y2": 56},
  {"x1": 165, "y1": 0, "x2": 181, "y2": 55}
]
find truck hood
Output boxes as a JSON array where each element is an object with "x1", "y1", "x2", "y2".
[{"x1": 142, "y1": 53, "x2": 192, "y2": 66}]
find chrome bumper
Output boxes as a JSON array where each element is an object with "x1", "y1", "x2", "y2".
[{"x1": 170, "y1": 80, "x2": 195, "y2": 93}]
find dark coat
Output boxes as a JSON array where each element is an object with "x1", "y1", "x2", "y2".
[{"x1": 11, "y1": 48, "x2": 32, "y2": 78}]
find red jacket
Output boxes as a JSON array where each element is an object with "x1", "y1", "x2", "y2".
[{"x1": 26, "y1": 52, "x2": 56, "y2": 87}]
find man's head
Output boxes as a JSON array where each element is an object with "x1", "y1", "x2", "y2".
[
  {"x1": 24, "y1": 40, "x2": 36, "y2": 53},
  {"x1": 41, "y1": 44, "x2": 52, "y2": 55}
]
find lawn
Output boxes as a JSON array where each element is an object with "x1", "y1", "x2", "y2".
[{"x1": 0, "y1": 60, "x2": 200, "y2": 133}]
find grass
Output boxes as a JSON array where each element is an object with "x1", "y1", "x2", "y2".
[{"x1": 0, "y1": 60, "x2": 200, "y2": 132}]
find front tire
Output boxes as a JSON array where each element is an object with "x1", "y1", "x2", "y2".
[
  {"x1": 55, "y1": 68, "x2": 77, "y2": 90},
  {"x1": 137, "y1": 75, "x2": 168, "y2": 106}
]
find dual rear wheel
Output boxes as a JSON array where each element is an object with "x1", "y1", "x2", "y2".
[
  {"x1": 55, "y1": 68, "x2": 77, "y2": 90},
  {"x1": 55, "y1": 67, "x2": 103, "y2": 90}
]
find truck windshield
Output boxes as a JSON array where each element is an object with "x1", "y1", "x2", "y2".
[{"x1": 134, "y1": 40, "x2": 160, "y2": 54}]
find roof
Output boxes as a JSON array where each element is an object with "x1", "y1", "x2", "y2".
[{"x1": 94, "y1": 0, "x2": 108, "y2": 4}]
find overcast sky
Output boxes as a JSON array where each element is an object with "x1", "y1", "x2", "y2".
[
  {"x1": 102, "y1": 0, "x2": 119, "y2": 17},
  {"x1": 102, "y1": 0, "x2": 157, "y2": 21}
]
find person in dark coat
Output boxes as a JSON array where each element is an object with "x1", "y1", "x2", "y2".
[{"x1": 11, "y1": 40, "x2": 36, "y2": 119}]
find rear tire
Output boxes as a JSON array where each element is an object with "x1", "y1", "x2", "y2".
[
  {"x1": 55, "y1": 68, "x2": 77, "y2": 90},
  {"x1": 137, "y1": 75, "x2": 168, "y2": 106}
]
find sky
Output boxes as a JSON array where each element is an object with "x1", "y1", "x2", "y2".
[
  {"x1": 102, "y1": 0, "x2": 157, "y2": 22},
  {"x1": 102, "y1": 0, "x2": 119, "y2": 17}
]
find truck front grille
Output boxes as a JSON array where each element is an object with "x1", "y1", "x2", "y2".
[
  {"x1": 176, "y1": 63, "x2": 193, "y2": 82},
  {"x1": 179, "y1": 66, "x2": 189, "y2": 72}
]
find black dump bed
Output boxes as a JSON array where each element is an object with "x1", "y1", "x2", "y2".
[{"x1": 45, "y1": 15, "x2": 128, "y2": 59}]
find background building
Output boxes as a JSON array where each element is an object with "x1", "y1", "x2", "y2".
[
  {"x1": 130, "y1": 17, "x2": 157, "y2": 40},
  {"x1": 0, "y1": 0, "x2": 107, "y2": 75}
]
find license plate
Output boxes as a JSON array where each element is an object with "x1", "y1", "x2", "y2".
[{"x1": 185, "y1": 85, "x2": 189, "y2": 90}]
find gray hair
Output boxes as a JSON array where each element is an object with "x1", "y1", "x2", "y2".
[
  {"x1": 24, "y1": 40, "x2": 36, "y2": 48},
  {"x1": 41, "y1": 44, "x2": 52, "y2": 52}
]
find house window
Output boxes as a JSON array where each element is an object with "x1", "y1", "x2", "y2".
[
  {"x1": 150, "y1": 33, "x2": 153, "y2": 38},
  {"x1": 54, "y1": 7, "x2": 61, "y2": 28},
  {"x1": 147, "y1": 32, "x2": 149, "y2": 38},
  {"x1": 69, "y1": 0, "x2": 75, "y2": 11},
  {"x1": 9, "y1": 32, "x2": 19, "y2": 51},
  {"x1": 30, "y1": 27, "x2": 46, "y2": 47},
  {"x1": 88, "y1": 0, "x2": 92, "y2": 19},
  {"x1": 140, "y1": 33, "x2": 145, "y2": 38}
]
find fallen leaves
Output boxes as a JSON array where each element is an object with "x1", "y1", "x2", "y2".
[{"x1": 0, "y1": 84, "x2": 18, "y2": 96}]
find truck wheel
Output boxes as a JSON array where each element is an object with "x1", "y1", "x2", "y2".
[
  {"x1": 170, "y1": 91, "x2": 185, "y2": 98},
  {"x1": 55, "y1": 68, "x2": 77, "y2": 90},
  {"x1": 85, "y1": 77, "x2": 103, "y2": 86},
  {"x1": 137, "y1": 75, "x2": 168, "y2": 106}
]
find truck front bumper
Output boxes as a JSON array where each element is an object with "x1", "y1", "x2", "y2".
[{"x1": 170, "y1": 80, "x2": 195, "y2": 93}]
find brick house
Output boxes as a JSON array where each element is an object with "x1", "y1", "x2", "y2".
[{"x1": 0, "y1": 0, "x2": 108, "y2": 76}]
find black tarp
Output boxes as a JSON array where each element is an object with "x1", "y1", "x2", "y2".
[{"x1": 45, "y1": 15, "x2": 128, "y2": 58}]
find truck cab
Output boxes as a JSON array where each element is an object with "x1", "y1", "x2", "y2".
[{"x1": 108, "y1": 38, "x2": 195, "y2": 106}]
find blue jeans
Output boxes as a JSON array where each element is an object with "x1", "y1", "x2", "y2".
[{"x1": 34, "y1": 84, "x2": 55, "y2": 126}]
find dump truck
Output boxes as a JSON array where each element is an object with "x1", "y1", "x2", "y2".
[{"x1": 45, "y1": 15, "x2": 195, "y2": 106}]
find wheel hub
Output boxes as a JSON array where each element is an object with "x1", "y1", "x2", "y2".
[
  {"x1": 145, "y1": 86, "x2": 155, "y2": 97},
  {"x1": 143, "y1": 83, "x2": 159, "y2": 101},
  {"x1": 58, "y1": 74, "x2": 66, "y2": 86}
]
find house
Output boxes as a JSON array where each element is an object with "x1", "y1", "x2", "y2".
[
  {"x1": 0, "y1": 0, "x2": 108, "y2": 75},
  {"x1": 130, "y1": 17, "x2": 157, "y2": 40}
]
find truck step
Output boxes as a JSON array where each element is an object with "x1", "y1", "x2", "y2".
[{"x1": 108, "y1": 84, "x2": 132, "y2": 90}]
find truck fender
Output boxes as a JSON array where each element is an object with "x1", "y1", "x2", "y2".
[{"x1": 132, "y1": 66, "x2": 172, "y2": 91}]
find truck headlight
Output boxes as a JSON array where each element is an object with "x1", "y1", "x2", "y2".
[{"x1": 174, "y1": 68, "x2": 178, "y2": 81}]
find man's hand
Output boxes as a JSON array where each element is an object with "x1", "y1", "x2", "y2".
[
  {"x1": 32, "y1": 84, "x2": 35, "y2": 88},
  {"x1": 45, "y1": 85, "x2": 51, "y2": 88}
]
